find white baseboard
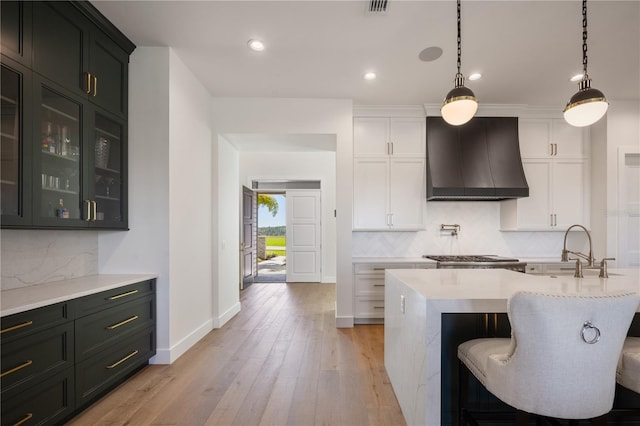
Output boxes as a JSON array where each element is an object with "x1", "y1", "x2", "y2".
[
  {"x1": 335, "y1": 315, "x2": 354, "y2": 328},
  {"x1": 150, "y1": 317, "x2": 213, "y2": 365},
  {"x1": 213, "y1": 301, "x2": 241, "y2": 329}
]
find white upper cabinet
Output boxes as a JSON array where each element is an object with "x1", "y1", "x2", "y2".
[
  {"x1": 501, "y1": 117, "x2": 590, "y2": 231},
  {"x1": 352, "y1": 115, "x2": 426, "y2": 231},
  {"x1": 354, "y1": 117, "x2": 425, "y2": 157},
  {"x1": 519, "y1": 118, "x2": 588, "y2": 159}
]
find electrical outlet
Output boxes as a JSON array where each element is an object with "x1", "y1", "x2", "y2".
[{"x1": 400, "y1": 295, "x2": 405, "y2": 314}]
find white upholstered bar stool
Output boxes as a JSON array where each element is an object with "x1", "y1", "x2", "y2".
[
  {"x1": 617, "y1": 337, "x2": 640, "y2": 394},
  {"x1": 457, "y1": 291, "x2": 640, "y2": 425}
]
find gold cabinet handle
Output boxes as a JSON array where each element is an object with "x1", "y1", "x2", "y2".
[
  {"x1": 106, "y1": 315, "x2": 138, "y2": 330},
  {"x1": 1, "y1": 320, "x2": 33, "y2": 334},
  {"x1": 373, "y1": 306, "x2": 384, "y2": 309},
  {"x1": 85, "y1": 200, "x2": 92, "y2": 221},
  {"x1": 373, "y1": 284, "x2": 385, "y2": 287},
  {"x1": 92, "y1": 200, "x2": 97, "y2": 221},
  {"x1": 93, "y1": 76, "x2": 97, "y2": 97},
  {"x1": 373, "y1": 267, "x2": 385, "y2": 271},
  {"x1": 106, "y1": 350, "x2": 138, "y2": 369},
  {"x1": 107, "y1": 289, "x2": 139, "y2": 300},
  {"x1": 85, "y1": 72, "x2": 92, "y2": 94},
  {"x1": 14, "y1": 413, "x2": 33, "y2": 426},
  {"x1": 1, "y1": 360, "x2": 33, "y2": 378}
]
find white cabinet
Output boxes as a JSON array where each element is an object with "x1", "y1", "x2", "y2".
[
  {"x1": 353, "y1": 117, "x2": 425, "y2": 157},
  {"x1": 353, "y1": 158, "x2": 425, "y2": 230},
  {"x1": 501, "y1": 118, "x2": 590, "y2": 231},
  {"x1": 353, "y1": 116, "x2": 426, "y2": 231},
  {"x1": 353, "y1": 261, "x2": 436, "y2": 323}
]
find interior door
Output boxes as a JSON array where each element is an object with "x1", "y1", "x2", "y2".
[
  {"x1": 241, "y1": 186, "x2": 256, "y2": 289},
  {"x1": 286, "y1": 189, "x2": 321, "y2": 282}
]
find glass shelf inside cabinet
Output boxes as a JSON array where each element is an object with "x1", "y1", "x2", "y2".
[{"x1": 38, "y1": 87, "x2": 81, "y2": 221}]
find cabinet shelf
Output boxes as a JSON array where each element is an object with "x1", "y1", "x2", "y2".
[
  {"x1": 95, "y1": 128, "x2": 121, "y2": 141},
  {"x1": 41, "y1": 151, "x2": 79, "y2": 163},
  {"x1": 42, "y1": 103, "x2": 79, "y2": 122},
  {"x1": 95, "y1": 195, "x2": 120, "y2": 201},
  {"x1": 95, "y1": 166, "x2": 120, "y2": 175},
  {"x1": 1, "y1": 132, "x2": 17, "y2": 140},
  {"x1": 1, "y1": 179, "x2": 17, "y2": 185},
  {"x1": 1, "y1": 95, "x2": 17, "y2": 105},
  {"x1": 42, "y1": 187, "x2": 78, "y2": 195}
]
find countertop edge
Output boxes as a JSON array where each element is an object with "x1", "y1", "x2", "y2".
[
  {"x1": 352, "y1": 257, "x2": 438, "y2": 264},
  {"x1": 1, "y1": 274, "x2": 159, "y2": 317}
]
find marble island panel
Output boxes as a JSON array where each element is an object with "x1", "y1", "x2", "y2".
[{"x1": 384, "y1": 268, "x2": 640, "y2": 426}]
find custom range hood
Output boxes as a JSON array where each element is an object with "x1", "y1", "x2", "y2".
[{"x1": 426, "y1": 116, "x2": 529, "y2": 200}]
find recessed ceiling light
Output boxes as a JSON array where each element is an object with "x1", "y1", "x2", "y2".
[
  {"x1": 468, "y1": 73, "x2": 482, "y2": 81},
  {"x1": 364, "y1": 72, "x2": 377, "y2": 81},
  {"x1": 569, "y1": 73, "x2": 584, "y2": 82},
  {"x1": 247, "y1": 39, "x2": 265, "y2": 52}
]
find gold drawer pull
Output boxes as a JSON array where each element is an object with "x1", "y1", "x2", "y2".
[
  {"x1": 107, "y1": 289, "x2": 139, "y2": 300},
  {"x1": 1, "y1": 320, "x2": 33, "y2": 334},
  {"x1": 106, "y1": 350, "x2": 138, "y2": 369},
  {"x1": 1, "y1": 360, "x2": 33, "y2": 378},
  {"x1": 373, "y1": 306, "x2": 385, "y2": 309},
  {"x1": 373, "y1": 268, "x2": 385, "y2": 271},
  {"x1": 14, "y1": 412, "x2": 33, "y2": 426},
  {"x1": 373, "y1": 284, "x2": 385, "y2": 287},
  {"x1": 106, "y1": 315, "x2": 139, "y2": 330}
]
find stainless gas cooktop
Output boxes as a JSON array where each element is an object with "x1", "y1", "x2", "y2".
[{"x1": 422, "y1": 255, "x2": 526, "y2": 272}]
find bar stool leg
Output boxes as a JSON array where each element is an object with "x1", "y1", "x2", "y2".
[{"x1": 458, "y1": 359, "x2": 469, "y2": 426}]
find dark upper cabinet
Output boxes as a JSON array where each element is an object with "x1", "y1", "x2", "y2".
[
  {"x1": 32, "y1": 2, "x2": 89, "y2": 100},
  {"x1": 1, "y1": 57, "x2": 32, "y2": 227},
  {"x1": 0, "y1": 1, "x2": 134, "y2": 230},
  {"x1": 32, "y1": 1, "x2": 130, "y2": 119},
  {"x1": 0, "y1": 1, "x2": 32, "y2": 67}
]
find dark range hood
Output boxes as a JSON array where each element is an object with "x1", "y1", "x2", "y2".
[{"x1": 426, "y1": 116, "x2": 529, "y2": 201}]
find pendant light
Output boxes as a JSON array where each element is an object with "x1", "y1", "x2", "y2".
[
  {"x1": 441, "y1": 0, "x2": 478, "y2": 126},
  {"x1": 563, "y1": 0, "x2": 608, "y2": 127}
]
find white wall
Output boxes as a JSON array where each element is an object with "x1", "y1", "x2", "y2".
[
  {"x1": 99, "y1": 47, "x2": 214, "y2": 364},
  {"x1": 605, "y1": 100, "x2": 640, "y2": 260},
  {"x1": 211, "y1": 98, "x2": 353, "y2": 326},
  {"x1": 212, "y1": 135, "x2": 241, "y2": 326},
  {"x1": 239, "y1": 150, "x2": 337, "y2": 282}
]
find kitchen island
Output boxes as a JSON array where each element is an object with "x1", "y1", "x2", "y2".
[{"x1": 384, "y1": 268, "x2": 640, "y2": 426}]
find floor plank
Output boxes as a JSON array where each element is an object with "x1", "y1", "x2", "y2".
[{"x1": 67, "y1": 283, "x2": 406, "y2": 426}]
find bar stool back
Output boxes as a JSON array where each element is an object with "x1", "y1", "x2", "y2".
[{"x1": 458, "y1": 291, "x2": 640, "y2": 423}]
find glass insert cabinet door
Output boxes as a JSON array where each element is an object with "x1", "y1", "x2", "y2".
[
  {"x1": 33, "y1": 82, "x2": 83, "y2": 227},
  {"x1": 89, "y1": 111, "x2": 126, "y2": 227},
  {"x1": 1, "y1": 62, "x2": 31, "y2": 225}
]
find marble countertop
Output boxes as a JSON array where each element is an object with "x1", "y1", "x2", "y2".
[
  {"x1": 387, "y1": 268, "x2": 640, "y2": 305},
  {"x1": 1, "y1": 274, "x2": 159, "y2": 317}
]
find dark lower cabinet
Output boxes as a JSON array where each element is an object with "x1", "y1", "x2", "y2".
[
  {"x1": 0, "y1": 279, "x2": 156, "y2": 425},
  {"x1": 1, "y1": 367, "x2": 75, "y2": 426}
]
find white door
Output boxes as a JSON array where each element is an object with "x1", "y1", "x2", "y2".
[
  {"x1": 286, "y1": 189, "x2": 321, "y2": 282},
  {"x1": 618, "y1": 148, "x2": 640, "y2": 267}
]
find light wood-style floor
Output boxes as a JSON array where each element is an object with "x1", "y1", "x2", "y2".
[{"x1": 68, "y1": 283, "x2": 406, "y2": 426}]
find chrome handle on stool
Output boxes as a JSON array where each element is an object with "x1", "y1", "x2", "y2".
[{"x1": 581, "y1": 321, "x2": 600, "y2": 344}]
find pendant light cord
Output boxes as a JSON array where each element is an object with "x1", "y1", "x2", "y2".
[
  {"x1": 457, "y1": 0, "x2": 462, "y2": 75},
  {"x1": 582, "y1": 0, "x2": 588, "y2": 77}
]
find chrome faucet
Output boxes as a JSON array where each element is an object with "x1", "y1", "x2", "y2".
[{"x1": 561, "y1": 224, "x2": 595, "y2": 267}]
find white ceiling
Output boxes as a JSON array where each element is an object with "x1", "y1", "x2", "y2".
[{"x1": 93, "y1": 0, "x2": 639, "y2": 109}]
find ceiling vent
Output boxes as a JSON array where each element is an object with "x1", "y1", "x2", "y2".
[{"x1": 366, "y1": 0, "x2": 388, "y2": 14}]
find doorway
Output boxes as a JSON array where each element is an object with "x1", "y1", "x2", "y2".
[
  {"x1": 618, "y1": 147, "x2": 640, "y2": 267},
  {"x1": 256, "y1": 192, "x2": 287, "y2": 283}
]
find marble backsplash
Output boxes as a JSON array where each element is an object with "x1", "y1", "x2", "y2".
[
  {"x1": 1, "y1": 230, "x2": 98, "y2": 290},
  {"x1": 352, "y1": 201, "x2": 586, "y2": 258}
]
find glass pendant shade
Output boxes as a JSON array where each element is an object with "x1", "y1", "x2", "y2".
[
  {"x1": 563, "y1": 86, "x2": 608, "y2": 127},
  {"x1": 441, "y1": 85, "x2": 478, "y2": 126}
]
